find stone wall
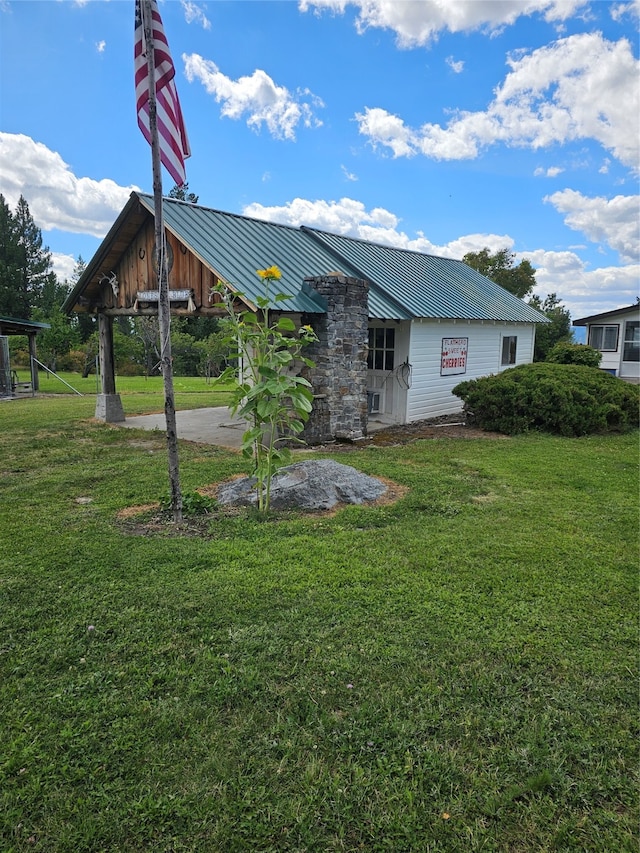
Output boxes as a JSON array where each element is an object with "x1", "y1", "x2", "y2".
[{"x1": 301, "y1": 274, "x2": 369, "y2": 443}]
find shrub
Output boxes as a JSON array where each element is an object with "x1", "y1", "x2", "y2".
[
  {"x1": 545, "y1": 341, "x2": 602, "y2": 367},
  {"x1": 453, "y1": 363, "x2": 640, "y2": 436}
]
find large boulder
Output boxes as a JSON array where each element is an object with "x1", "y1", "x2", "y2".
[{"x1": 217, "y1": 459, "x2": 387, "y2": 511}]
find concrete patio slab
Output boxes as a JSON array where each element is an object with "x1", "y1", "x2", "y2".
[{"x1": 118, "y1": 406, "x2": 246, "y2": 449}]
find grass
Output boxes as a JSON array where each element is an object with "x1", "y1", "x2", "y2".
[
  {"x1": 11, "y1": 370, "x2": 234, "y2": 415},
  {"x1": 0, "y1": 393, "x2": 638, "y2": 852}
]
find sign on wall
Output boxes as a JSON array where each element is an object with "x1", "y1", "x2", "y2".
[{"x1": 441, "y1": 337, "x2": 468, "y2": 376}]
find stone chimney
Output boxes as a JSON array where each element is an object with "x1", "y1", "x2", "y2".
[{"x1": 301, "y1": 274, "x2": 369, "y2": 443}]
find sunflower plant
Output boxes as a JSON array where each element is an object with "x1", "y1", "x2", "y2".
[{"x1": 214, "y1": 266, "x2": 318, "y2": 513}]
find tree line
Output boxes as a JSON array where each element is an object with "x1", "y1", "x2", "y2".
[{"x1": 0, "y1": 192, "x2": 573, "y2": 376}]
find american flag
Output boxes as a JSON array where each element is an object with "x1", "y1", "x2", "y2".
[{"x1": 135, "y1": 0, "x2": 191, "y2": 187}]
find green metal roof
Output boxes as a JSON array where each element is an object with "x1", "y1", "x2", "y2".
[
  {"x1": 0, "y1": 316, "x2": 50, "y2": 334},
  {"x1": 139, "y1": 194, "x2": 364, "y2": 314},
  {"x1": 304, "y1": 228, "x2": 549, "y2": 323},
  {"x1": 65, "y1": 192, "x2": 548, "y2": 325}
]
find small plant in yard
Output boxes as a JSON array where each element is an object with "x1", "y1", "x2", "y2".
[
  {"x1": 214, "y1": 265, "x2": 318, "y2": 513},
  {"x1": 160, "y1": 489, "x2": 215, "y2": 515}
]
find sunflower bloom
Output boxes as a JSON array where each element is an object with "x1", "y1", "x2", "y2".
[{"x1": 256, "y1": 265, "x2": 282, "y2": 280}]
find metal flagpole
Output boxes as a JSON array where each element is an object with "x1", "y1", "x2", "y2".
[{"x1": 141, "y1": 0, "x2": 183, "y2": 522}]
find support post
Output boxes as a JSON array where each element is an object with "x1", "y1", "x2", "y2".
[
  {"x1": 28, "y1": 334, "x2": 39, "y2": 392},
  {"x1": 95, "y1": 312, "x2": 124, "y2": 422}
]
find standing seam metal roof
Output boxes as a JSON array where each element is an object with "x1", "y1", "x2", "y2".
[
  {"x1": 304, "y1": 228, "x2": 549, "y2": 323},
  {"x1": 66, "y1": 193, "x2": 548, "y2": 324},
  {"x1": 140, "y1": 194, "x2": 361, "y2": 314}
]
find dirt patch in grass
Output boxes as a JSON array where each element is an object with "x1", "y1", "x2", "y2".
[{"x1": 116, "y1": 416, "x2": 498, "y2": 536}]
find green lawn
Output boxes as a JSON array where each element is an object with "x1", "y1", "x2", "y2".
[{"x1": 1, "y1": 394, "x2": 638, "y2": 852}]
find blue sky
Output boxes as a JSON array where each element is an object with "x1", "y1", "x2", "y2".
[{"x1": 1, "y1": 0, "x2": 638, "y2": 322}]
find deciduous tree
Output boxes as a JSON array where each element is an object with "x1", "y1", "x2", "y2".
[{"x1": 463, "y1": 247, "x2": 536, "y2": 299}]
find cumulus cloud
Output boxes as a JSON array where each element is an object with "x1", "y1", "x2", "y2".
[
  {"x1": 181, "y1": 1, "x2": 211, "y2": 30},
  {"x1": 355, "y1": 33, "x2": 640, "y2": 169},
  {"x1": 51, "y1": 252, "x2": 79, "y2": 284},
  {"x1": 446, "y1": 56, "x2": 465, "y2": 73},
  {"x1": 183, "y1": 53, "x2": 324, "y2": 140},
  {"x1": 523, "y1": 247, "x2": 640, "y2": 317},
  {"x1": 244, "y1": 194, "x2": 636, "y2": 317},
  {"x1": 299, "y1": 0, "x2": 587, "y2": 47},
  {"x1": 0, "y1": 133, "x2": 137, "y2": 237},
  {"x1": 544, "y1": 188, "x2": 640, "y2": 264},
  {"x1": 242, "y1": 196, "x2": 512, "y2": 258}
]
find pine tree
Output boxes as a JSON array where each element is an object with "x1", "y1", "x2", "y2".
[
  {"x1": 14, "y1": 195, "x2": 54, "y2": 315},
  {"x1": 0, "y1": 194, "x2": 56, "y2": 319},
  {"x1": 0, "y1": 194, "x2": 24, "y2": 317}
]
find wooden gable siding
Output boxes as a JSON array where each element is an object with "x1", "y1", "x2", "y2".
[{"x1": 103, "y1": 221, "x2": 221, "y2": 315}]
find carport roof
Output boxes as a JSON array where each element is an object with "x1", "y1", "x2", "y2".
[{"x1": 0, "y1": 316, "x2": 50, "y2": 335}]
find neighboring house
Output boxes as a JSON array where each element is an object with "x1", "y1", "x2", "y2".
[
  {"x1": 63, "y1": 192, "x2": 548, "y2": 438},
  {"x1": 573, "y1": 304, "x2": 640, "y2": 382}
]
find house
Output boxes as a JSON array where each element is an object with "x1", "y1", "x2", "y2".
[
  {"x1": 63, "y1": 192, "x2": 548, "y2": 439},
  {"x1": 573, "y1": 304, "x2": 640, "y2": 382}
]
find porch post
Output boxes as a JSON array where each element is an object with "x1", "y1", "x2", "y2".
[
  {"x1": 95, "y1": 312, "x2": 125, "y2": 422},
  {"x1": 28, "y1": 333, "x2": 39, "y2": 391}
]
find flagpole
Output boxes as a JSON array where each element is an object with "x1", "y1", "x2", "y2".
[{"x1": 141, "y1": 0, "x2": 182, "y2": 522}]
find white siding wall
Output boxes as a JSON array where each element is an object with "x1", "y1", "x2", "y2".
[
  {"x1": 367, "y1": 321, "x2": 411, "y2": 424},
  {"x1": 406, "y1": 319, "x2": 536, "y2": 422}
]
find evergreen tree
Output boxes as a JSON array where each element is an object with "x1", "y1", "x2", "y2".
[
  {"x1": 168, "y1": 182, "x2": 199, "y2": 203},
  {"x1": 0, "y1": 194, "x2": 25, "y2": 316},
  {"x1": 70, "y1": 256, "x2": 97, "y2": 343},
  {"x1": 14, "y1": 195, "x2": 54, "y2": 314},
  {"x1": 0, "y1": 194, "x2": 56, "y2": 318}
]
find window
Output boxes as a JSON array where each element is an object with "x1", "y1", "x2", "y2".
[
  {"x1": 368, "y1": 327, "x2": 395, "y2": 371},
  {"x1": 589, "y1": 325, "x2": 619, "y2": 351},
  {"x1": 501, "y1": 335, "x2": 517, "y2": 366},
  {"x1": 623, "y1": 321, "x2": 640, "y2": 362}
]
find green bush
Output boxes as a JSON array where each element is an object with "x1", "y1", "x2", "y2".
[
  {"x1": 545, "y1": 341, "x2": 602, "y2": 367},
  {"x1": 453, "y1": 363, "x2": 640, "y2": 436}
]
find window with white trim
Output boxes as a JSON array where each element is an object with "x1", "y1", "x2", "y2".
[
  {"x1": 589, "y1": 324, "x2": 619, "y2": 352},
  {"x1": 501, "y1": 335, "x2": 517, "y2": 366},
  {"x1": 623, "y1": 321, "x2": 639, "y2": 362}
]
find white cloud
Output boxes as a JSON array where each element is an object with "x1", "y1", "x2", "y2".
[
  {"x1": 299, "y1": 0, "x2": 587, "y2": 47},
  {"x1": 610, "y1": 1, "x2": 640, "y2": 22},
  {"x1": 0, "y1": 133, "x2": 137, "y2": 237},
  {"x1": 355, "y1": 33, "x2": 640, "y2": 169},
  {"x1": 51, "y1": 252, "x2": 78, "y2": 284},
  {"x1": 534, "y1": 165, "x2": 564, "y2": 177},
  {"x1": 181, "y1": 1, "x2": 211, "y2": 30},
  {"x1": 245, "y1": 194, "x2": 636, "y2": 318},
  {"x1": 341, "y1": 165, "x2": 358, "y2": 181},
  {"x1": 544, "y1": 189, "x2": 640, "y2": 263},
  {"x1": 182, "y1": 53, "x2": 323, "y2": 140},
  {"x1": 96, "y1": 40, "x2": 106, "y2": 54},
  {"x1": 242, "y1": 196, "x2": 512, "y2": 258},
  {"x1": 523, "y1": 247, "x2": 640, "y2": 317},
  {"x1": 446, "y1": 56, "x2": 465, "y2": 73}
]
